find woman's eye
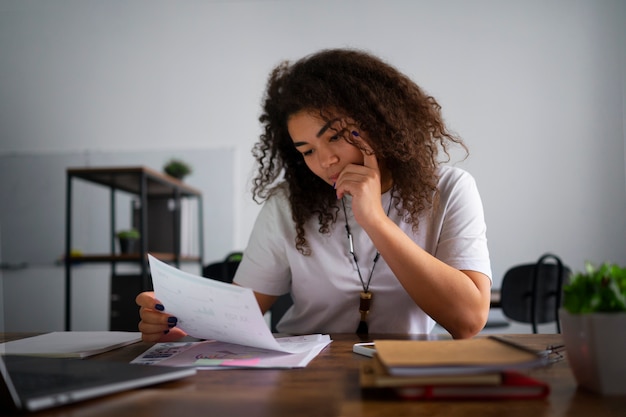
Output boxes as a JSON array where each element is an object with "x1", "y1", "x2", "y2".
[
  {"x1": 329, "y1": 135, "x2": 339, "y2": 142},
  {"x1": 302, "y1": 149, "x2": 314, "y2": 156}
]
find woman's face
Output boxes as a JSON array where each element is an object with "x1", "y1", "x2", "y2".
[{"x1": 287, "y1": 111, "x2": 364, "y2": 187}]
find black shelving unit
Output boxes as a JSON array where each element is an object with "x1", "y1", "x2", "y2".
[{"x1": 65, "y1": 166, "x2": 204, "y2": 331}]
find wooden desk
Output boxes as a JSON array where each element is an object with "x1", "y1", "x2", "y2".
[{"x1": 2, "y1": 333, "x2": 625, "y2": 417}]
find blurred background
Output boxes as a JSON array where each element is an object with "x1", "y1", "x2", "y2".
[{"x1": 1, "y1": 0, "x2": 624, "y2": 333}]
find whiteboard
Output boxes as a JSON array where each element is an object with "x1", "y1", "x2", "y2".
[{"x1": 0, "y1": 148, "x2": 234, "y2": 266}]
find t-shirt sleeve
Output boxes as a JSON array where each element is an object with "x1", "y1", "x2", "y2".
[
  {"x1": 232, "y1": 191, "x2": 293, "y2": 296},
  {"x1": 435, "y1": 168, "x2": 492, "y2": 281}
]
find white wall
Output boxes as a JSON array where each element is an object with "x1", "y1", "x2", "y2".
[{"x1": 1, "y1": 0, "x2": 625, "y2": 332}]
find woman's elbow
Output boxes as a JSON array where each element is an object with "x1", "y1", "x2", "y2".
[
  {"x1": 447, "y1": 311, "x2": 489, "y2": 339},
  {"x1": 450, "y1": 323, "x2": 483, "y2": 339}
]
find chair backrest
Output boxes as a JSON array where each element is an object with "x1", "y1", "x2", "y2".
[
  {"x1": 500, "y1": 253, "x2": 571, "y2": 333},
  {"x1": 202, "y1": 252, "x2": 293, "y2": 333},
  {"x1": 202, "y1": 252, "x2": 242, "y2": 283}
]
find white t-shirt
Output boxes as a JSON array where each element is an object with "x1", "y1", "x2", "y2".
[{"x1": 234, "y1": 165, "x2": 491, "y2": 334}]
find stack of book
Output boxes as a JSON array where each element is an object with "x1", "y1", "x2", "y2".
[{"x1": 359, "y1": 337, "x2": 551, "y2": 400}]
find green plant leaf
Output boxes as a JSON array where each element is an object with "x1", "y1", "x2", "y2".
[
  {"x1": 563, "y1": 262, "x2": 626, "y2": 314},
  {"x1": 116, "y1": 229, "x2": 140, "y2": 239}
]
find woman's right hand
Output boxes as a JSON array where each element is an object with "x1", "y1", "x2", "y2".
[{"x1": 135, "y1": 291, "x2": 187, "y2": 342}]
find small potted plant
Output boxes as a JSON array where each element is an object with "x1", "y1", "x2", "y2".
[
  {"x1": 163, "y1": 158, "x2": 192, "y2": 180},
  {"x1": 560, "y1": 262, "x2": 626, "y2": 395},
  {"x1": 116, "y1": 228, "x2": 140, "y2": 254}
]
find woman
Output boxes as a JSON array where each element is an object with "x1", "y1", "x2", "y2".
[{"x1": 136, "y1": 48, "x2": 492, "y2": 341}]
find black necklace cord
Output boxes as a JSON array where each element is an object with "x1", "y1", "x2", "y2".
[{"x1": 340, "y1": 189, "x2": 394, "y2": 334}]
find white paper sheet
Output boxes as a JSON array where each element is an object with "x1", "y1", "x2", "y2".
[
  {"x1": 149, "y1": 255, "x2": 325, "y2": 353},
  {"x1": 131, "y1": 334, "x2": 331, "y2": 369}
]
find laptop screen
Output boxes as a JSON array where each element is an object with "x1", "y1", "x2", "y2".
[{"x1": 0, "y1": 355, "x2": 196, "y2": 412}]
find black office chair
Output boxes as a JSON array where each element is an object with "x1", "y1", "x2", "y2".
[
  {"x1": 203, "y1": 251, "x2": 243, "y2": 283},
  {"x1": 500, "y1": 253, "x2": 571, "y2": 333},
  {"x1": 202, "y1": 252, "x2": 293, "y2": 333}
]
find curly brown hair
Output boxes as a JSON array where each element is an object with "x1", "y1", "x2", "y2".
[{"x1": 252, "y1": 48, "x2": 467, "y2": 255}]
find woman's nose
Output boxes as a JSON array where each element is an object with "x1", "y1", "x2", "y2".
[{"x1": 318, "y1": 145, "x2": 338, "y2": 168}]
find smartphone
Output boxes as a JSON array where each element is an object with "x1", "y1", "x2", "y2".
[{"x1": 352, "y1": 342, "x2": 376, "y2": 357}]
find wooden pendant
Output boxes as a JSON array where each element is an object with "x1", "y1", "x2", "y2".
[
  {"x1": 357, "y1": 291, "x2": 373, "y2": 334},
  {"x1": 359, "y1": 291, "x2": 372, "y2": 321}
]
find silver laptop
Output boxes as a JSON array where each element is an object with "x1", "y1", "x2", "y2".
[{"x1": 0, "y1": 354, "x2": 196, "y2": 412}]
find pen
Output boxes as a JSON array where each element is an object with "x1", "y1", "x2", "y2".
[{"x1": 488, "y1": 335, "x2": 551, "y2": 362}]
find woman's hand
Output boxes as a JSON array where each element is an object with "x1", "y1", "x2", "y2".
[
  {"x1": 135, "y1": 291, "x2": 187, "y2": 342},
  {"x1": 334, "y1": 132, "x2": 387, "y2": 228}
]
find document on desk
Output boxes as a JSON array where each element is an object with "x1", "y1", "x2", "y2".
[
  {"x1": 148, "y1": 255, "x2": 331, "y2": 354},
  {"x1": 131, "y1": 334, "x2": 330, "y2": 369}
]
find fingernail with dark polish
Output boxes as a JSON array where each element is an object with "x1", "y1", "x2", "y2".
[
  {"x1": 167, "y1": 316, "x2": 178, "y2": 324},
  {"x1": 163, "y1": 329, "x2": 170, "y2": 335},
  {"x1": 155, "y1": 304, "x2": 165, "y2": 311}
]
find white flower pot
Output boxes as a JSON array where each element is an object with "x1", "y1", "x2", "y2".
[{"x1": 560, "y1": 309, "x2": 626, "y2": 395}]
